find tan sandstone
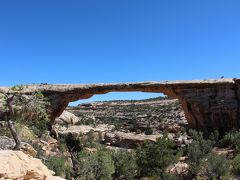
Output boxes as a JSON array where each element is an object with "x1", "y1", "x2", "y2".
[{"x1": 0, "y1": 150, "x2": 65, "y2": 180}]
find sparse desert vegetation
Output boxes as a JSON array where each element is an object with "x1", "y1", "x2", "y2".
[
  {"x1": 2, "y1": 88, "x2": 240, "y2": 179},
  {"x1": 1, "y1": 0, "x2": 239, "y2": 179}
]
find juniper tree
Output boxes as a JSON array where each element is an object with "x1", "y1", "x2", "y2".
[{"x1": 0, "y1": 85, "x2": 49, "y2": 150}]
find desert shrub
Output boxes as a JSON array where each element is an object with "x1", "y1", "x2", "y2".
[
  {"x1": 145, "y1": 125, "x2": 153, "y2": 135},
  {"x1": 16, "y1": 124, "x2": 37, "y2": 141},
  {"x1": 187, "y1": 130, "x2": 214, "y2": 178},
  {"x1": 0, "y1": 122, "x2": 36, "y2": 142},
  {"x1": 220, "y1": 130, "x2": 240, "y2": 152},
  {"x1": 209, "y1": 130, "x2": 220, "y2": 144},
  {"x1": 75, "y1": 149, "x2": 115, "y2": 180},
  {"x1": 136, "y1": 134, "x2": 177, "y2": 178},
  {"x1": 81, "y1": 118, "x2": 95, "y2": 126},
  {"x1": 63, "y1": 133, "x2": 82, "y2": 153},
  {"x1": 78, "y1": 130, "x2": 105, "y2": 150},
  {"x1": 232, "y1": 154, "x2": 240, "y2": 175},
  {"x1": 79, "y1": 130, "x2": 96, "y2": 148},
  {"x1": 0, "y1": 125, "x2": 12, "y2": 137},
  {"x1": 45, "y1": 156, "x2": 72, "y2": 179},
  {"x1": 28, "y1": 120, "x2": 49, "y2": 138},
  {"x1": 31, "y1": 142, "x2": 44, "y2": 158},
  {"x1": 0, "y1": 115, "x2": 48, "y2": 140},
  {"x1": 203, "y1": 153, "x2": 230, "y2": 179},
  {"x1": 111, "y1": 150, "x2": 137, "y2": 180},
  {"x1": 97, "y1": 150, "x2": 115, "y2": 180},
  {"x1": 101, "y1": 117, "x2": 122, "y2": 131},
  {"x1": 112, "y1": 122, "x2": 122, "y2": 131},
  {"x1": 57, "y1": 137, "x2": 69, "y2": 152},
  {"x1": 135, "y1": 129, "x2": 142, "y2": 134},
  {"x1": 0, "y1": 87, "x2": 50, "y2": 149}
]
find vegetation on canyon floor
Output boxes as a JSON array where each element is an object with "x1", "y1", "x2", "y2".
[
  {"x1": 2, "y1": 88, "x2": 240, "y2": 179},
  {"x1": 30, "y1": 127, "x2": 240, "y2": 179},
  {"x1": 41, "y1": 129, "x2": 240, "y2": 180},
  {"x1": 2, "y1": 119, "x2": 240, "y2": 179}
]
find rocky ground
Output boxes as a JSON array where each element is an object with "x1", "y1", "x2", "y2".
[
  {"x1": 0, "y1": 97, "x2": 191, "y2": 179},
  {"x1": 1, "y1": 96, "x2": 240, "y2": 179},
  {"x1": 54, "y1": 97, "x2": 190, "y2": 148},
  {"x1": 67, "y1": 97, "x2": 188, "y2": 134},
  {"x1": 0, "y1": 150, "x2": 64, "y2": 180}
]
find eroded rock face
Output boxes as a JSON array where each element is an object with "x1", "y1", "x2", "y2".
[
  {"x1": 1, "y1": 78, "x2": 240, "y2": 134},
  {"x1": 0, "y1": 150, "x2": 64, "y2": 180}
]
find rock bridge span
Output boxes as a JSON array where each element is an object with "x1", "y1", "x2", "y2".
[{"x1": 1, "y1": 78, "x2": 240, "y2": 134}]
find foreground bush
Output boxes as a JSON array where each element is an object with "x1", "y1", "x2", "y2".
[
  {"x1": 136, "y1": 134, "x2": 177, "y2": 178},
  {"x1": 232, "y1": 154, "x2": 240, "y2": 175},
  {"x1": 45, "y1": 156, "x2": 72, "y2": 179},
  {"x1": 111, "y1": 150, "x2": 137, "y2": 180},
  {"x1": 220, "y1": 130, "x2": 240, "y2": 153},
  {"x1": 187, "y1": 130, "x2": 214, "y2": 178},
  {"x1": 203, "y1": 153, "x2": 230, "y2": 179},
  {"x1": 0, "y1": 86, "x2": 49, "y2": 149},
  {"x1": 75, "y1": 149, "x2": 115, "y2": 180}
]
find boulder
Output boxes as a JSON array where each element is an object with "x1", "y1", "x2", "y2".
[
  {"x1": 0, "y1": 150, "x2": 65, "y2": 180},
  {"x1": 167, "y1": 162, "x2": 189, "y2": 176},
  {"x1": 0, "y1": 136, "x2": 37, "y2": 157},
  {"x1": 104, "y1": 131, "x2": 161, "y2": 148},
  {"x1": 56, "y1": 124, "x2": 114, "y2": 139},
  {"x1": 212, "y1": 147, "x2": 234, "y2": 156},
  {"x1": 55, "y1": 111, "x2": 80, "y2": 125}
]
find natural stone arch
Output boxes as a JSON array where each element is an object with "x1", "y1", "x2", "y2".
[{"x1": 1, "y1": 78, "x2": 239, "y2": 134}]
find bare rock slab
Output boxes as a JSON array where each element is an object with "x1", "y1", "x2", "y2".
[{"x1": 0, "y1": 150, "x2": 65, "y2": 180}]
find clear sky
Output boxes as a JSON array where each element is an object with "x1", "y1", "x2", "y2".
[{"x1": 0, "y1": 1, "x2": 240, "y2": 102}]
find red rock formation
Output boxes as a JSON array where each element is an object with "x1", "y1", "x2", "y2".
[{"x1": 1, "y1": 78, "x2": 239, "y2": 134}]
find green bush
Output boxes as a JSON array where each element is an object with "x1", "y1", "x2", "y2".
[
  {"x1": 136, "y1": 134, "x2": 177, "y2": 178},
  {"x1": 28, "y1": 120, "x2": 49, "y2": 138},
  {"x1": 111, "y1": 150, "x2": 137, "y2": 180},
  {"x1": 45, "y1": 156, "x2": 72, "y2": 179},
  {"x1": 232, "y1": 154, "x2": 240, "y2": 175},
  {"x1": 145, "y1": 125, "x2": 153, "y2": 135},
  {"x1": 75, "y1": 149, "x2": 115, "y2": 180},
  {"x1": 82, "y1": 118, "x2": 95, "y2": 125},
  {"x1": 204, "y1": 153, "x2": 230, "y2": 179},
  {"x1": 220, "y1": 130, "x2": 240, "y2": 152},
  {"x1": 187, "y1": 130, "x2": 214, "y2": 178},
  {"x1": 64, "y1": 133, "x2": 82, "y2": 152},
  {"x1": 31, "y1": 143, "x2": 44, "y2": 158}
]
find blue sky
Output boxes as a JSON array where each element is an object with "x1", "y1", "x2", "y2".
[{"x1": 0, "y1": 1, "x2": 240, "y2": 102}]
